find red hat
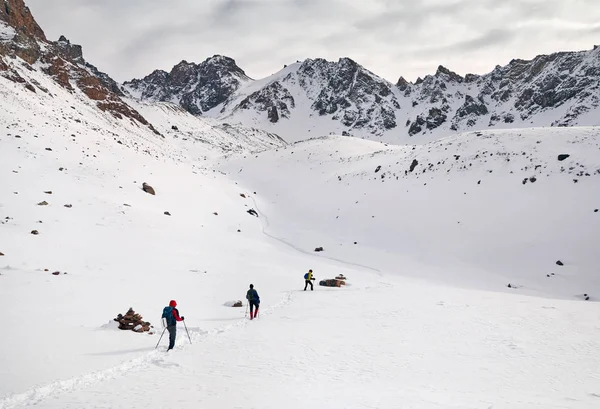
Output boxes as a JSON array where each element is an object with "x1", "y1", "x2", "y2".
[{"x1": 169, "y1": 300, "x2": 177, "y2": 307}]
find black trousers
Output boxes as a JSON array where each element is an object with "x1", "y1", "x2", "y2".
[
  {"x1": 250, "y1": 300, "x2": 259, "y2": 314},
  {"x1": 167, "y1": 325, "x2": 176, "y2": 350},
  {"x1": 304, "y1": 280, "x2": 313, "y2": 290}
]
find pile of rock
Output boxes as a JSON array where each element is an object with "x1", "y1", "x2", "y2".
[
  {"x1": 319, "y1": 276, "x2": 347, "y2": 287},
  {"x1": 113, "y1": 308, "x2": 153, "y2": 333}
]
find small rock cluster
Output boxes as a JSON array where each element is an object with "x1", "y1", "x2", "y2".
[
  {"x1": 319, "y1": 275, "x2": 347, "y2": 287},
  {"x1": 113, "y1": 308, "x2": 153, "y2": 333}
]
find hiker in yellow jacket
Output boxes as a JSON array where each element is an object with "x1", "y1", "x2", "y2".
[{"x1": 304, "y1": 269, "x2": 315, "y2": 291}]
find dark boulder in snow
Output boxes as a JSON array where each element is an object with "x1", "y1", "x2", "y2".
[
  {"x1": 594, "y1": 209, "x2": 598, "y2": 213},
  {"x1": 556, "y1": 260, "x2": 564, "y2": 266},
  {"x1": 0, "y1": 252, "x2": 4, "y2": 256},
  {"x1": 164, "y1": 211, "x2": 171, "y2": 216},
  {"x1": 171, "y1": 125, "x2": 179, "y2": 131},
  {"x1": 31, "y1": 230, "x2": 39, "y2": 235},
  {"x1": 557, "y1": 154, "x2": 570, "y2": 161},
  {"x1": 375, "y1": 165, "x2": 382, "y2": 173},
  {"x1": 37, "y1": 200, "x2": 48, "y2": 206},
  {"x1": 409, "y1": 159, "x2": 419, "y2": 172},
  {"x1": 142, "y1": 182, "x2": 155, "y2": 195},
  {"x1": 64, "y1": 204, "x2": 72, "y2": 208},
  {"x1": 247, "y1": 209, "x2": 258, "y2": 217},
  {"x1": 314, "y1": 247, "x2": 324, "y2": 252}
]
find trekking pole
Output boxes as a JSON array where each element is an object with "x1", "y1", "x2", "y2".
[
  {"x1": 245, "y1": 302, "x2": 248, "y2": 318},
  {"x1": 183, "y1": 320, "x2": 192, "y2": 344},
  {"x1": 155, "y1": 327, "x2": 167, "y2": 349}
]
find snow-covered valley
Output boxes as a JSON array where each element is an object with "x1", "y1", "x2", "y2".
[{"x1": 2, "y1": 1, "x2": 600, "y2": 407}]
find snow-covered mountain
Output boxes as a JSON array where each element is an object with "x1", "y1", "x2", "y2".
[{"x1": 124, "y1": 48, "x2": 600, "y2": 143}]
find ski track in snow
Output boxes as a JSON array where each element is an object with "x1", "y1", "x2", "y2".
[{"x1": 0, "y1": 290, "x2": 294, "y2": 409}]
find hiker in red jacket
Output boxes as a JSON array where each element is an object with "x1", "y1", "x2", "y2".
[{"x1": 162, "y1": 300, "x2": 184, "y2": 351}]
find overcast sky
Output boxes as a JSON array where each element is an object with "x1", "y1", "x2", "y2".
[{"x1": 26, "y1": 0, "x2": 600, "y2": 83}]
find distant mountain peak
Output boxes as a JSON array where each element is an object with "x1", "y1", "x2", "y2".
[{"x1": 435, "y1": 65, "x2": 464, "y2": 82}]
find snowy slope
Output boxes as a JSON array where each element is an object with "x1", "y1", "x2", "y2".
[
  {"x1": 127, "y1": 99, "x2": 286, "y2": 158},
  {"x1": 2, "y1": 121, "x2": 600, "y2": 409},
  {"x1": 0, "y1": 52, "x2": 303, "y2": 399},
  {"x1": 217, "y1": 128, "x2": 600, "y2": 299}
]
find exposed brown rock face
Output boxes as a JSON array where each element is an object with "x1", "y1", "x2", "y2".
[
  {"x1": 0, "y1": 0, "x2": 158, "y2": 133},
  {"x1": 0, "y1": 0, "x2": 46, "y2": 41}
]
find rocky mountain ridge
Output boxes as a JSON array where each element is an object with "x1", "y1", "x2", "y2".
[
  {"x1": 124, "y1": 46, "x2": 600, "y2": 143},
  {"x1": 1, "y1": 0, "x2": 283, "y2": 153},
  {"x1": 0, "y1": 0, "x2": 156, "y2": 133}
]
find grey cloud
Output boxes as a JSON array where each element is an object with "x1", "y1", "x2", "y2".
[{"x1": 25, "y1": 0, "x2": 600, "y2": 83}]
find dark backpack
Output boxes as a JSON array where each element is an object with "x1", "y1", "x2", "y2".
[
  {"x1": 304, "y1": 273, "x2": 308, "y2": 279},
  {"x1": 162, "y1": 306, "x2": 175, "y2": 326}
]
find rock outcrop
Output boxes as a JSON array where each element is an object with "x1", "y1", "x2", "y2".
[{"x1": 0, "y1": 1, "x2": 157, "y2": 134}]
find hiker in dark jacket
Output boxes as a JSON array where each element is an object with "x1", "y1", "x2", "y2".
[
  {"x1": 304, "y1": 269, "x2": 315, "y2": 291},
  {"x1": 246, "y1": 284, "x2": 260, "y2": 319},
  {"x1": 163, "y1": 300, "x2": 184, "y2": 351}
]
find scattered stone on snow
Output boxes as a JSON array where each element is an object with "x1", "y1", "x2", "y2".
[
  {"x1": 314, "y1": 247, "x2": 324, "y2": 252},
  {"x1": 240, "y1": 193, "x2": 247, "y2": 198},
  {"x1": 31, "y1": 230, "x2": 39, "y2": 235},
  {"x1": 44, "y1": 191, "x2": 52, "y2": 194},
  {"x1": 557, "y1": 154, "x2": 570, "y2": 161},
  {"x1": 0, "y1": 252, "x2": 4, "y2": 256},
  {"x1": 247, "y1": 209, "x2": 258, "y2": 217},
  {"x1": 142, "y1": 182, "x2": 155, "y2": 195},
  {"x1": 37, "y1": 201, "x2": 48, "y2": 206},
  {"x1": 64, "y1": 204, "x2": 72, "y2": 208},
  {"x1": 164, "y1": 211, "x2": 171, "y2": 216},
  {"x1": 556, "y1": 260, "x2": 564, "y2": 266},
  {"x1": 409, "y1": 159, "x2": 419, "y2": 172}
]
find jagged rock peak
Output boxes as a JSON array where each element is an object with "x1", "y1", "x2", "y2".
[
  {"x1": 396, "y1": 76, "x2": 410, "y2": 90},
  {"x1": 435, "y1": 65, "x2": 464, "y2": 83},
  {"x1": 0, "y1": 0, "x2": 46, "y2": 41},
  {"x1": 54, "y1": 34, "x2": 83, "y2": 62}
]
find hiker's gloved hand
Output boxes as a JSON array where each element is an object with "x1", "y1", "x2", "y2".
[{"x1": 181, "y1": 316, "x2": 185, "y2": 320}]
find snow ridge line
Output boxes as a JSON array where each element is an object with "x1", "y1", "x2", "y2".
[{"x1": 0, "y1": 290, "x2": 294, "y2": 409}]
